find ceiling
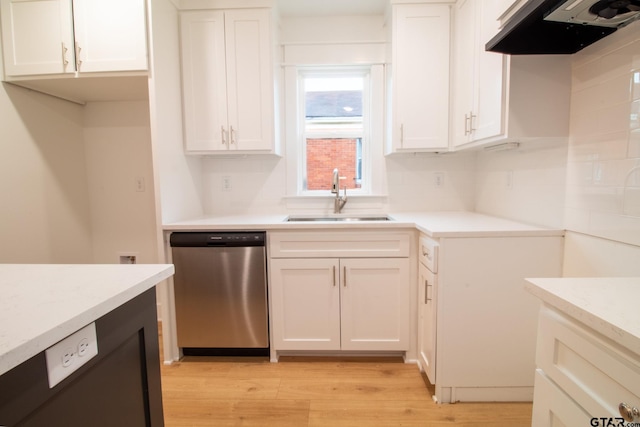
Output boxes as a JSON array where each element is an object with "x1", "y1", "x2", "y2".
[{"x1": 277, "y1": 0, "x2": 388, "y2": 17}]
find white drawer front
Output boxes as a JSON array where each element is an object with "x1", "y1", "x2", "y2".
[
  {"x1": 532, "y1": 369, "x2": 592, "y2": 427},
  {"x1": 269, "y1": 231, "x2": 411, "y2": 258},
  {"x1": 418, "y1": 235, "x2": 438, "y2": 272},
  {"x1": 537, "y1": 306, "x2": 640, "y2": 420}
]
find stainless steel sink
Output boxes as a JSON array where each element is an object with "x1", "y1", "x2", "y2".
[{"x1": 285, "y1": 215, "x2": 392, "y2": 222}]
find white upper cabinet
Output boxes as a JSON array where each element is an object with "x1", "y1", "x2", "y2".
[
  {"x1": 452, "y1": 0, "x2": 506, "y2": 147},
  {"x1": 1, "y1": 0, "x2": 147, "y2": 77},
  {"x1": 72, "y1": 0, "x2": 148, "y2": 73},
  {"x1": 451, "y1": 0, "x2": 570, "y2": 150},
  {"x1": 387, "y1": 3, "x2": 451, "y2": 154},
  {"x1": 180, "y1": 9, "x2": 276, "y2": 154}
]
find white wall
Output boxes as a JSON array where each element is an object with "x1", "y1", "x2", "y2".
[
  {"x1": 83, "y1": 101, "x2": 159, "y2": 264},
  {"x1": 148, "y1": 0, "x2": 204, "y2": 224},
  {"x1": 475, "y1": 23, "x2": 640, "y2": 276},
  {"x1": 475, "y1": 139, "x2": 568, "y2": 229},
  {"x1": 0, "y1": 83, "x2": 93, "y2": 263}
]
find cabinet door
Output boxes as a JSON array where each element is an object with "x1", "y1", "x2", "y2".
[
  {"x1": 180, "y1": 10, "x2": 229, "y2": 152},
  {"x1": 224, "y1": 9, "x2": 274, "y2": 152},
  {"x1": 340, "y1": 258, "x2": 410, "y2": 351},
  {"x1": 452, "y1": 0, "x2": 505, "y2": 147},
  {"x1": 391, "y1": 4, "x2": 450, "y2": 152},
  {"x1": 72, "y1": 0, "x2": 147, "y2": 73},
  {"x1": 451, "y1": 0, "x2": 475, "y2": 146},
  {"x1": 418, "y1": 262, "x2": 437, "y2": 384},
  {"x1": 270, "y1": 258, "x2": 341, "y2": 351},
  {"x1": 471, "y1": 0, "x2": 505, "y2": 141},
  {"x1": 0, "y1": 0, "x2": 74, "y2": 76}
]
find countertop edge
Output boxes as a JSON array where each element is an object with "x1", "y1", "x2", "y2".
[
  {"x1": 162, "y1": 212, "x2": 565, "y2": 237},
  {"x1": 524, "y1": 278, "x2": 640, "y2": 356},
  {"x1": 0, "y1": 265, "x2": 174, "y2": 377}
]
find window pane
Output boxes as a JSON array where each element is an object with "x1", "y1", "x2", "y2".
[
  {"x1": 302, "y1": 74, "x2": 365, "y2": 192},
  {"x1": 305, "y1": 138, "x2": 361, "y2": 191}
]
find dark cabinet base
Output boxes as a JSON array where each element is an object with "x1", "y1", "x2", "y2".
[{"x1": 0, "y1": 289, "x2": 164, "y2": 427}]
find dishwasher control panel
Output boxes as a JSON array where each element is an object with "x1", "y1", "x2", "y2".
[{"x1": 170, "y1": 231, "x2": 266, "y2": 247}]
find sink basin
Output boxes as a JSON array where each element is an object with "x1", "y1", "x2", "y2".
[{"x1": 286, "y1": 215, "x2": 392, "y2": 222}]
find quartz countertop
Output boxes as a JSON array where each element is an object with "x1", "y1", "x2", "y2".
[
  {"x1": 525, "y1": 277, "x2": 640, "y2": 355},
  {"x1": 0, "y1": 264, "x2": 174, "y2": 376},
  {"x1": 163, "y1": 211, "x2": 564, "y2": 238}
]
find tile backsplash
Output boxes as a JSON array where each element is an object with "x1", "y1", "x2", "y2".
[
  {"x1": 477, "y1": 24, "x2": 640, "y2": 250},
  {"x1": 565, "y1": 26, "x2": 640, "y2": 247}
]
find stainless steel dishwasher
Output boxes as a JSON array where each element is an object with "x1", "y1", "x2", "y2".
[{"x1": 170, "y1": 231, "x2": 268, "y2": 356}]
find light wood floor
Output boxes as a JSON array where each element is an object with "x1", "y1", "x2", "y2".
[{"x1": 159, "y1": 353, "x2": 533, "y2": 427}]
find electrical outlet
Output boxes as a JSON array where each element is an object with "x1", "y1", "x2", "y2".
[
  {"x1": 45, "y1": 323, "x2": 98, "y2": 388},
  {"x1": 434, "y1": 172, "x2": 444, "y2": 188},
  {"x1": 222, "y1": 176, "x2": 232, "y2": 192},
  {"x1": 135, "y1": 176, "x2": 145, "y2": 192},
  {"x1": 506, "y1": 170, "x2": 514, "y2": 189},
  {"x1": 119, "y1": 255, "x2": 137, "y2": 264}
]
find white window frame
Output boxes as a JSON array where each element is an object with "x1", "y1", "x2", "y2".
[
  {"x1": 284, "y1": 64, "x2": 385, "y2": 202},
  {"x1": 298, "y1": 67, "x2": 371, "y2": 196}
]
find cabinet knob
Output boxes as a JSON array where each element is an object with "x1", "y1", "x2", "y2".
[
  {"x1": 619, "y1": 402, "x2": 640, "y2": 422},
  {"x1": 422, "y1": 246, "x2": 430, "y2": 259}
]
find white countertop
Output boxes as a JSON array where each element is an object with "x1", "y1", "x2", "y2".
[
  {"x1": 525, "y1": 277, "x2": 640, "y2": 355},
  {"x1": 0, "y1": 264, "x2": 174, "y2": 376},
  {"x1": 163, "y1": 211, "x2": 563, "y2": 238}
]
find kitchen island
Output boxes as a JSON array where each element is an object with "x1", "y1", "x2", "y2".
[
  {"x1": 525, "y1": 278, "x2": 640, "y2": 425},
  {"x1": 0, "y1": 264, "x2": 174, "y2": 426}
]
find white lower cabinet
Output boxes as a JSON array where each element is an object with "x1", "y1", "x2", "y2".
[
  {"x1": 417, "y1": 237, "x2": 437, "y2": 384},
  {"x1": 269, "y1": 231, "x2": 411, "y2": 357},
  {"x1": 531, "y1": 305, "x2": 640, "y2": 427},
  {"x1": 426, "y1": 235, "x2": 564, "y2": 403}
]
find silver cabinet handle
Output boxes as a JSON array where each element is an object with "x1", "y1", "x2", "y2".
[
  {"x1": 464, "y1": 114, "x2": 470, "y2": 136},
  {"x1": 221, "y1": 126, "x2": 227, "y2": 145},
  {"x1": 469, "y1": 112, "x2": 477, "y2": 132},
  {"x1": 424, "y1": 279, "x2": 428, "y2": 304},
  {"x1": 425, "y1": 279, "x2": 432, "y2": 304},
  {"x1": 61, "y1": 43, "x2": 69, "y2": 68},
  {"x1": 343, "y1": 266, "x2": 347, "y2": 287},
  {"x1": 619, "y1": 403, "x2": 640, "y2": 422},
  {"x1": 400, "y1": 123, "x2": 404, "y2": 146},
  {"x1": 230, "y1": 126, "x2": 236, "y2": 144},
  {"x1": 75, "y1": 42, "x2": 82, "y2": 71},
  {"x1": 332, "y1": 266, "x2": 336, "y2": 287}
]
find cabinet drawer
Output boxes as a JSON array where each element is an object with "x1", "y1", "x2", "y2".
[
  {"x1": 536, "y1": 305, "x2": 640, "y2": 419},
  {"x1": 418, "y1": 235, "x2": 438, "y2": 272},
  {"x1": 269, "y1": 232, "x2": 410, "y2": 258},
  {"x1": 532, "y1": 369, "x2": 592, "y2": 427}
]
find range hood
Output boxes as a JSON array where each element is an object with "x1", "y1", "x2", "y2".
[{"x1": 486, "y1": 0, "x2": 640, "y2": 54}]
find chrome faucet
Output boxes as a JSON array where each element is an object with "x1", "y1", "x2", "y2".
[{"x1": 331, "y1": 168, "x2": 347, "y2": 213}]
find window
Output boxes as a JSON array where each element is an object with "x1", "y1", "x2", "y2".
[{"x1": 299, "y1": 68, "x2": 371, "y2": 194}]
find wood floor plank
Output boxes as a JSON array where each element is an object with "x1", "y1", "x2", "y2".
[
  {"x1": 162, "y1": 375, "x2": 281, "y2": 400},
  {"x1": 276, "y1": 376, "x2": 431, "y2": 401},
  {"x1": 163, "y1": 399, "x2": 310, "y2": 427},
  {"x1": 308, "y1": 400, "x2": 532, "y2": 427}
]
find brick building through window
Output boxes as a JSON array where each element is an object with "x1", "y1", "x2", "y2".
[{"x1": 304, "y1": 80, "x2": 364, "y2": 192}]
